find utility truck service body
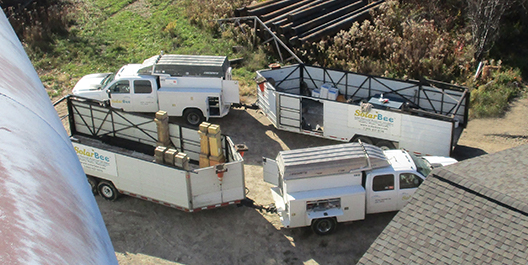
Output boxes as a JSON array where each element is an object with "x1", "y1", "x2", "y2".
[
  {"x1": 64, "y1": 96, "x2": 245, "y2": 212},
  {"x1": 263, "y1": 142, "x2": 457, "y2": 235},
  {"x1": 72, "y1": 54, "x2": 240, "y2": 125},
  {"x1": 256, "y1": 64, "x2": 470, "y2": 156}
]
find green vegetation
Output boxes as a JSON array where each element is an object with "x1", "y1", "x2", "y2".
[
  {"x1": 299, "y1": 0, "x2": 525, "y2": 119},
  {"x1": 469, "y1": 62, "x2": 525, "y2": 118},
  {"x1": 4, "y1": 0, "x2": 526, "y2": 117},
  {"x1": 6, "y1": 0, "x2": 266, "y2": 99}
]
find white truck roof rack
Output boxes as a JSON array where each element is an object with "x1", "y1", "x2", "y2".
[
  {"x1": 276, "y1": 142, "x2": 389, "y2": 180},
  {"x1": 138, "y1": 54, "x2": 230, "y2": 78}
]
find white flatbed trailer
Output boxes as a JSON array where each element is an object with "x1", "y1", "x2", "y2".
[
  {"x1": 64, "y1": 96, "x2": 245, "y2": 212},
  {"x1": 256, "y1": 64, "x2": 469, "y2": 156}
]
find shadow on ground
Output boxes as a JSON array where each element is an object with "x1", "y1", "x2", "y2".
[{"x1": 452, "y1": 145, "x2": 488, "y2": 161}]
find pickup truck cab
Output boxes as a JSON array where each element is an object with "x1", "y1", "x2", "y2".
[
  {"x1": 72, "y1": 54, "x2": 240, "y2": 125},
  {"x1": 263, "y1": 142, "x2": 457, "y2": 235},
  {"x1": 363, "y1": 149, "x2": 454, "y2": 214}
]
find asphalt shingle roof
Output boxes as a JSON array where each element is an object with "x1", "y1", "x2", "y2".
[{"x1": 357, "y1": 145, "x2": 528, "y2": 264}]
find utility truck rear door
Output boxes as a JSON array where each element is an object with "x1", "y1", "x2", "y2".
[
  {"x1": 129, "y1": 79, "x2": 157, "y2": 112},
  {"x1": 366, "y1": 173, "x2": 399, "y2": 214}
]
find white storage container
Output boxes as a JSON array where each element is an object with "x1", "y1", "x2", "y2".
[
  {"x1": 320, "y1": 85, "x2": 329, "y2": 99},
  {"x1": 311, "y1": 89, "x2": 320, "y2": 98},
  {"x1": 327, "y1": 87, "x2": 338, "y2": 100},
  {"x1": 320, "y1": 83, "x2": 337, "y2": 100}
]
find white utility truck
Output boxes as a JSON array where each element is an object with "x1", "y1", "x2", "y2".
[
  {"x1": 263, "y1": 142, "x2": 457, "y2": 235},
  {"x1": 62, "y1": 96, "x2": 246, "y2": 212},
  {"x1": 256, "y1": 64, "x2": 469, "y2": 156},
  {"x1": 72, "y1": 54, "x2": 240, "y2": 125}
]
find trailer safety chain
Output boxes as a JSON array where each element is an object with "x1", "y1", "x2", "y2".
[{"x1": 239, "y1": 198, "x2": 277, "y2": 214}]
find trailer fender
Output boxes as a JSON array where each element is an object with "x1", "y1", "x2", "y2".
[
  {"x1": 352, "y1": 135, "x2": 398, "y2": 150},
  {"x1": 86, "y1": 175, "x2": 99, "y2": 195},
  {"x1": 375, "y1": 140, "x2": 396, "y2": 150},
  {"x1": 351, "y1": 135, "x2": 373, "y2": 145}
]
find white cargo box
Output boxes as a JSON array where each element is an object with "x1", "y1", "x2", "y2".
[{"x1": 276, "y1": 142, "x2": 389, "y2": 180}]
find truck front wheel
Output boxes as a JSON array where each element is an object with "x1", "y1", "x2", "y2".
[
  {"x1": 311, "y1": 218, "x2": 337, "y2": 235},
  {"x1": 97, "y1": 181, "x2": 119, "y2": 201},
  {"x1": 183, "y1": 109, "x2": 204, "y2": 126}
]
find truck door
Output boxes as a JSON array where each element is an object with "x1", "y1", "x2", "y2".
[
  {"x1": 278, "y1": 94, "x2": 301, "y2": 132},
  {"x1": 263, "y1": 157, "x2": 279, "y2": 186},
  {"x1": 222, "y1": 80, "x2": 240, "y2": 104},
  {"x1": 107, "y1": 79, "x2": 132, "y2": 111},
  {"x1": 366, "y1": 173, "x2": 399, "y2": 214},
  {"x1": 397, "y1": 172, "x2": 425, "y2": 210},
  {"x1": 129, "y1": 79, "x2": 158, "y2": 112}
]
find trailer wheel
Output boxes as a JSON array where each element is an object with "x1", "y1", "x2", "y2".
[
  {"x1": 183, "y1": 109, "x2": 204, "y2": 126},
  {"x1": 353, "y1": 136, "x2": 373, "y2": 145},
  {"x1": 375, "y1": 140, "x2": 395, "y2": 150},
  {"x1": 87, "y1": 176, "x2": 98, "y2": 195},
  {"x1": 97, "y1": 181, "x2": 119, "y2": 201},
  {"x1": 311, "y1": 218, "x2": 337, "y2": 235}
]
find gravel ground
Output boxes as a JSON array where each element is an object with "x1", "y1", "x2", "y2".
[{"x1": 93, "y1": 96, "x2": 528, "y2": 265}]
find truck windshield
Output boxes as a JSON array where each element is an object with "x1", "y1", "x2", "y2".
[
  {"x1": 409, "y1": 153, "x2": 433, "y2": 177},
  {"x1": 101, "y1": 73, "x2": 115, "y2": 88}
]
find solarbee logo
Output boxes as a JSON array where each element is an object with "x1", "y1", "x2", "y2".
[
  {"x1": 111, "y1": 99, "x2": 130, "y2": 104},
  {"x1": 354, "y1": 110, "x2": 395, "y2": 123},
  {"x1": 74, "y1": 146, "x2": 110, "y2": 162}
]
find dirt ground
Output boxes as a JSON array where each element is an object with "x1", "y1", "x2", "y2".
[
  {"x1": 454, "y1": 97, "x2": 528, "y2": 159},
  {"x1": 90, "y1": 96, "x2": 528, "y2": 265}
]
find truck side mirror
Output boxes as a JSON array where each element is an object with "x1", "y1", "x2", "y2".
[{"x1": 106, "y1": 89, "x2": 111, "y2": 98}]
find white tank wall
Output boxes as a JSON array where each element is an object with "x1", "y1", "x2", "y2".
[{"x1": 0, "y1": 10, "x2": 117, "y2": 264}]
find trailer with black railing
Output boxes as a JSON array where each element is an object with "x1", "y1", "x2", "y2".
[
  {"x1": 256, "y1": 64, "x2": 469, "y2": 156},
  {"x1": 59, "y1": 96, "x2": 247, "y2": 212}
]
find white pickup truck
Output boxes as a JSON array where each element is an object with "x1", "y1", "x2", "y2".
[
  {"x1": 72, "y1": 54, "x2": 240, "y2": 125},
  {"x1": 263, "y1": 142, "x2": 457, "y2": 235}
]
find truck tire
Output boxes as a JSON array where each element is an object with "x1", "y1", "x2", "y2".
[
  {"x1": 183, "y1": 109, "x2": 204, "y2": 126},
  {"x1": 311, "y1": 218, "x2": 337, "y2": 235},
  {"x1": 97, "y1": 181, "x2": 119, "y2": 201},
  {"x1": 375, "y1": 140, "x2": 395, "y2": 150},
  {"x1": 87, "y1": 176, "x2": 98, "y2": 195},
  {"x1": 353, "y1": 136, "x2": 373, "y2": 145}
]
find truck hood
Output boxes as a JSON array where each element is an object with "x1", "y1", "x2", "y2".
[
  {"x1": 72, "y1": 73, "x2": 111, "y2": 93},
  {"x1": 422, "y1": 156, "x2": 458, "y2": 168}
]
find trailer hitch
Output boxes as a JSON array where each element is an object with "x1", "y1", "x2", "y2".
[
  {"x1": 231, "y1": 102, "x2": 260, "y2": 110},
  {"x1": 239, "y1": 198, "x2": 277, "y2": 213}
]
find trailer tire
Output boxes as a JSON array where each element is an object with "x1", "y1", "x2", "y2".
[
  {"x1": 375, "y1": 140, "x2": 395, "y2": 150},
  {"x1": 87, "y1": 176, "x2": 98, "y2": 195},
  {"x1": 97, "y1": 181, "x2": 119, "y2": 201},
  {"x1": 311, "y1": 218, "x2": 337, "y2": 235},
  {"x1": 353, "y1": 136, "x2": 373, "y2": 145},
  {"x1": 183, "y1": 109, "x2": 204, "y2": 126}
]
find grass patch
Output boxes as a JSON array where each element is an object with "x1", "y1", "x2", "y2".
[
  {"x1": 21, "y1": 0, "x2": 269, "y2": 100},
  {"x1": 469, "y1": 65, "x2": 525, "y2": 118}
]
